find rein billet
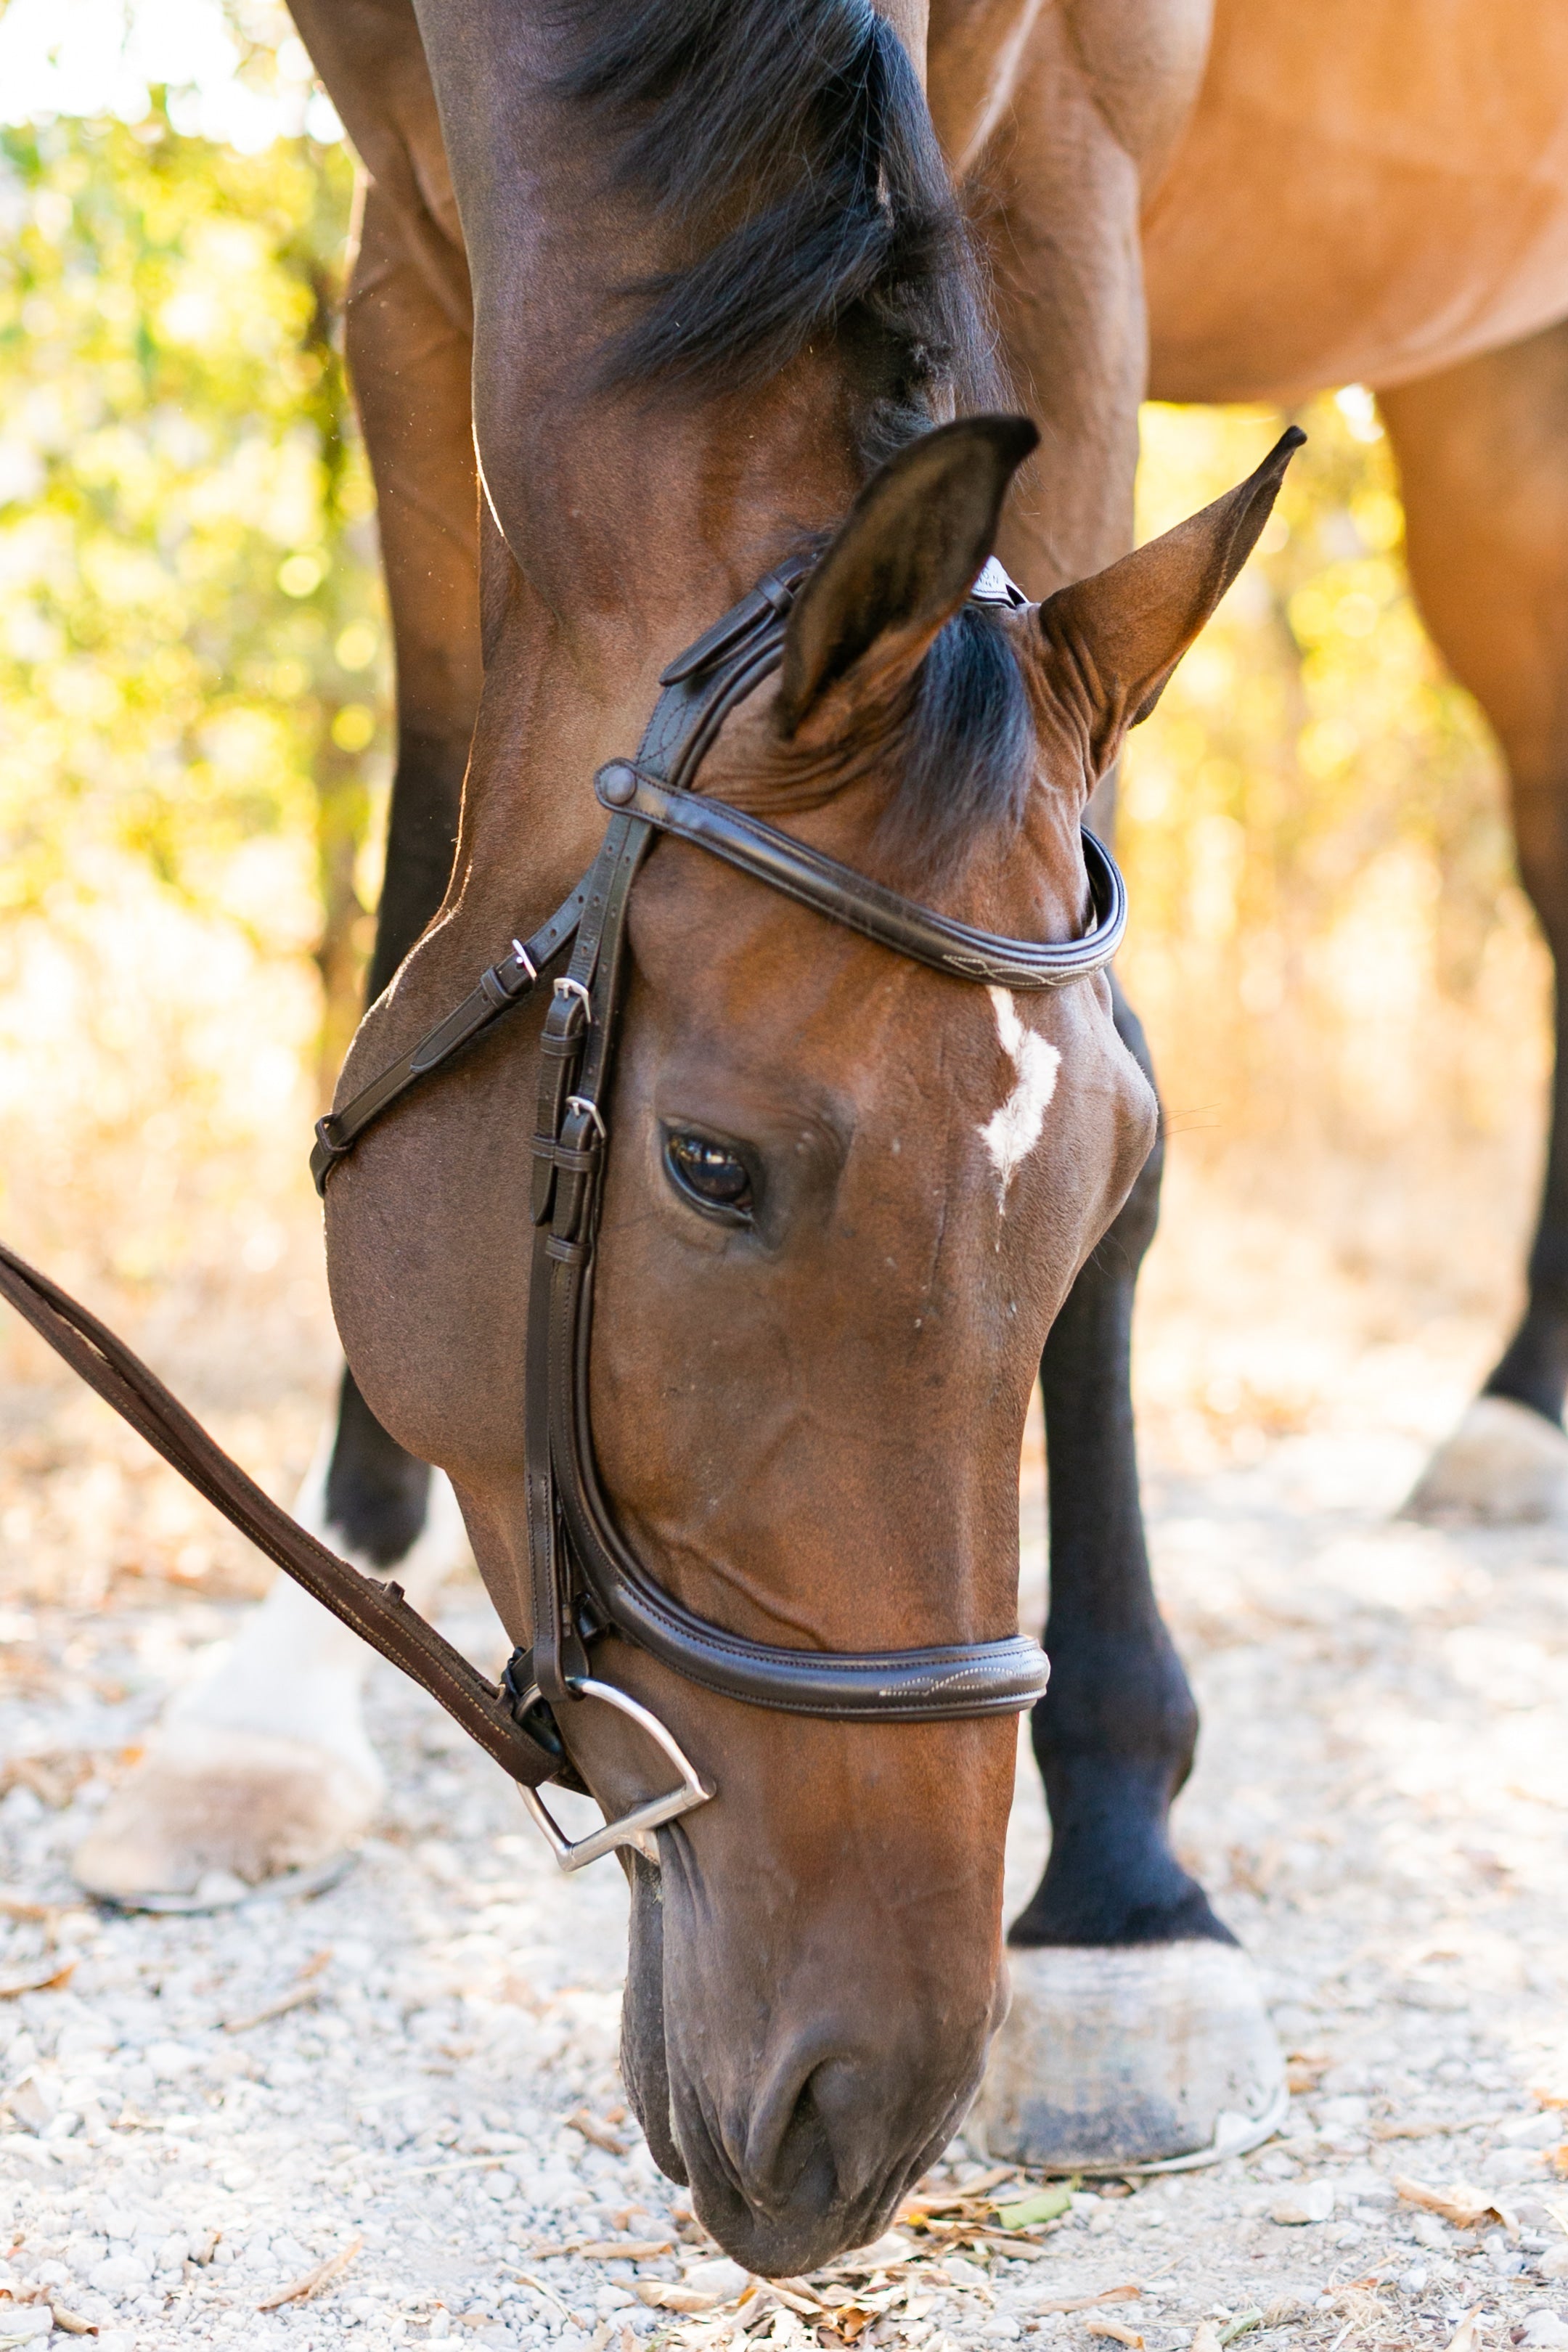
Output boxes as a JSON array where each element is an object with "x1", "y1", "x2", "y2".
[{"x1": 0, "y1": 555, "x2": 1125, "y2": 1877}]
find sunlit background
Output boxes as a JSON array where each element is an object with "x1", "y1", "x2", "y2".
[{"x1": 0, "y1": 0, "x2": 1546, "y2": 1597}]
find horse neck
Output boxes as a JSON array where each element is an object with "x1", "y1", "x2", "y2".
[{"x1": 407, "y1": 1, "x2": 935, "y2": 901}]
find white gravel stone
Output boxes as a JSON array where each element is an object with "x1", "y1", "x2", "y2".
[
  {"x1": 682, "y1": 2259, "x2": 751, "y2": 2300},
  {"x1": 1270, "y1": 2181, "x2": 1335, "y2": 2225}
]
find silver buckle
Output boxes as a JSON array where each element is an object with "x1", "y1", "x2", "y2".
[
  {"x1": 515, "y1": 1678, "x2": 713, "y2": 1872},
  {"x1": 565, "y1": 1094, "x2": 607, "y2": 1143}
]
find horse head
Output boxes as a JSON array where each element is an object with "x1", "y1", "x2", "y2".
[{"x1": 323, "y1": 401, "x2": 1294, "y2": 2268}]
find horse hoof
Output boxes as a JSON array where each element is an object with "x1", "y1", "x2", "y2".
[
  {"x1": 73, "y1": 1724, "x2": 383, "y2": 1908},
  {"x1": 972, "y1": 1940, "x2": 1287, "y2": 2171},
  {"x1": 1403, "y1": 1395, "x2": 1568, "y2": 1524}
]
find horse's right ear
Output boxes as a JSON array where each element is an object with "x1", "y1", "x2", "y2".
[{"x1": 1037, "y1": 427, "x2": 1303, "y2": 783}]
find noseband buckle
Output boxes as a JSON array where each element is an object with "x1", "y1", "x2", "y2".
[{"x1": 515, "y1": 1677, "x2": 713, "y2": 1871}]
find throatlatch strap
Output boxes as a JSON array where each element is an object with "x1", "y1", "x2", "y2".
[
  {"x1": 310, "y1": 876, "x2": 589, "y2": 1196},
  {"x1": 0, "y1": 1242, "x2": 563, "y2": 1791}
]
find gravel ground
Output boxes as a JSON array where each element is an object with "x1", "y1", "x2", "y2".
[{"x1": 1, "y1": 1366, "x2": 1567, "y2": 2352}]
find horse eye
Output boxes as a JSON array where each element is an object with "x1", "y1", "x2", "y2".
[{"x1": 664, "y1": 1131, "x2": 754, "y2": 1220}]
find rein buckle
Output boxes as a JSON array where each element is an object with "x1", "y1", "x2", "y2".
[{"x1": 515, "y1": 1676, "x2": 714, "y2": 1871}]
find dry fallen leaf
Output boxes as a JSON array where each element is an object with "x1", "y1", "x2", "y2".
[
  {"x1": 0, "y1": 1961, "x2": 73, "y2": 2000},
  {"x1": 1190, "y1": 2325, "x2": 1223, "y2": 2352},
  {"x1": 1443, "y1": 2311, "x2": 1483, "y2": 2352},
  {"x1": 759, "y1": 2281, "x2": 827, "y2": 2317},
  {"x1": 48, "y1": 2309, "x2": 96, "y2": 2337},
  {"x1": 636, "y1": 2283, "x2": 720, "y2": 2314},
  {"x1": 1394, "y1": 2175, "x2": 1517, "y2": 2231},
  {"x1": 256, "y1": 2235, "x2": 362, "y2": 2312},
  {"x1": 1034, "y1": 2286, "x2": 1143, "y2": 2317},
  {"x1": 824, "y1": 2304, "x2": 875, "y2": 2340},
  {"x1": 568, "y1": 2239, "x2": 675, "y2": 2263},
  {"x1": 1084, "y1": 2322, "x2": 1142, "y2": 2348}
]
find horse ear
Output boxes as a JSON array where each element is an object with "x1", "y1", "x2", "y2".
[
  {"x1": 1037, "y1": 427, "x2": 1304, "y2": 778},
  {"x1": 777, "y1": 413, "x2": 1040, "y2": 738}
]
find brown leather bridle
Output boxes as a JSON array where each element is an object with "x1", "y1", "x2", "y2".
[
  {"x1": 313, "y1": 554, "x2": 1123, "y2": 1866},
  {"x1": 0, "y1": 555, "x2": 1125, "y2": 1876}
]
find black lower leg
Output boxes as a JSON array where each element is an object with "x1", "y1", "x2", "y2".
[
  {"x1": 324, "y1": 726, "x2": 467, "y2": 1561},
  {"x1": 1485, "y1": 959, "x2": 1568, "y2": 1426},
  {"x1": 1011, "y1": 984, "x2": 1231, "y2": 1950}
]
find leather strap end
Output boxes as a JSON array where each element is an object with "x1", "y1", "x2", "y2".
[{"x1": 311, "y1": 1118, "x2": 351, "y2": 1197}]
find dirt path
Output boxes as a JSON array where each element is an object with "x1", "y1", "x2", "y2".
[{"x1": 0, "y1": 1291, "x2": 1566, "y2": 2351}]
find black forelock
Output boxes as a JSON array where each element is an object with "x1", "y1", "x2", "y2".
[
  {"x1": 877, "y1": 604, "x2": 1038, "y2": 883},
  {"x1": 548, "y1": 0, "x2": 1005, "y2": 464}
]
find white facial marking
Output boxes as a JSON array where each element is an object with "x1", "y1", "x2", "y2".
[{"x1": 979, "y1": 985, "x2": 1061, "y2": 1201}]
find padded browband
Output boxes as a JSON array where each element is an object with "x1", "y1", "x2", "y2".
[{"x1": 594, "y1": 761, "x2": 1125, "y2": 989}]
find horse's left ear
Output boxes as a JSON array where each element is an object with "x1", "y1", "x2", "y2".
[
  {"x1": 1037, "y1": 426, "x2": 1304, "y2": 779},
  {"x1": 777, "y1": 413, "x2": 1040, "y2": 738}
]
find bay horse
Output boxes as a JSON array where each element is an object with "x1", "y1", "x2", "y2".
[{"x1": 73, "y1": 0, "x2": 1568, "y2": 2255}]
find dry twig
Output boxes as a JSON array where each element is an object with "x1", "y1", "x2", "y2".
[
  {"x1": 256, "y1": 2235, "x2": 362, "y2": 2312},
  {"x1": 568, "y1": 2107, "x2": 629, "y2": 2156},
  {"x1": 222, "y1": 1949, "x2": 331, "y2": 2033}
]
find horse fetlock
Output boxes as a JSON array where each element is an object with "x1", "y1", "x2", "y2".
[{"x1": 972, "y1": 1940, "x2": 1286, "y2": 2170}]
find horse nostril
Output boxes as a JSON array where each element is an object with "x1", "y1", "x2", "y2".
[
  {"x1": 740, "y1": 2054, "x2": 893, "y2": 2223},
  {"x1": 744, "y1": 2066, "x2": 836, "y2": 2220}
]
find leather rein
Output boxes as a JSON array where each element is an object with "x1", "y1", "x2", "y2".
[{"x1": 0, "y1": 554, "x2": 1127, "y2": 1875}]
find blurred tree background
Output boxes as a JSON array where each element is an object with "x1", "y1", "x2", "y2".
[
  {"x1": 0, "y1": 2, "x2": 1550, "y2": 1538},
  {"x1": 0, "y1": 98, "x2": 380, "y2": 1094},
  {"x1": 0, "y1": 35, "x2": 391, "y2": 1350}
]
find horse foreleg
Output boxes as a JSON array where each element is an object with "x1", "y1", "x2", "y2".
[
  {"x1": 75, "y1": 116, "x2": 483, "y2": 1903},
  {"x1": 1383, "y1": 323, "x2": 1568, "y2": 1522},
  {"x1": 973, "y1": 989, "x2": 1282, "y2": 2165},
  {"x1": 954, "y1": 0, "x2": 1278, "y2": 2170}
]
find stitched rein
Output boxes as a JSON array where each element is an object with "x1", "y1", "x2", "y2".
[{"x1": 0, "y1": 556, "x2": 1125, "y2": 1869}]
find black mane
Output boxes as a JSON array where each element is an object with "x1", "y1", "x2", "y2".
[
  {"x1": 552, "y1": 0, "x2": 1003, "y2": 464},
  {"x1": 553, "y1": 1, "x2": 1033, "y2": 873}
]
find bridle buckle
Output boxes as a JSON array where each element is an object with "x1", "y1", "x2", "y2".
[
  {"x1": 564, "y1": 1094, "x2": 607, "y2": 1143},
  {"x1": 515, "y1": 1676, "x2": 713, "y2": 1871}
]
